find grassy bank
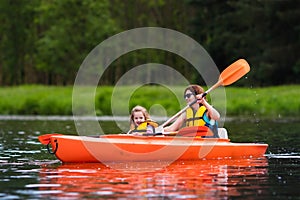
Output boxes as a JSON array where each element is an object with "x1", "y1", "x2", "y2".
[{"x1": 0, "y1": 85, "x2": 299, "y2": 117}]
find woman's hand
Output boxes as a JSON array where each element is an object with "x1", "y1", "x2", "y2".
[
  {"x1": 196, "y1": 93, "x2": 220, "y2": 120},
  {"x1": 196, "y1": 93, "x2": 206, "y2": 104}
]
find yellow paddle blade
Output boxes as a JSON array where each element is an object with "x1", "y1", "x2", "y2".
[{"x1": 219, "y1": 59, "x2": 250, "y2": 86}]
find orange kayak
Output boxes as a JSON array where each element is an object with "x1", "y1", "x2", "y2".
[{"x1": 39, "y1": 133, "x2": 268, "y2": 163}]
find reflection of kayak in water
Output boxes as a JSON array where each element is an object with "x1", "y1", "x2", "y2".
[
  {"x1": 38, "y1": 127, "x2": 268, "y2": 163},
  {"x1": 36, "y1": 158, "x2": 268, "y2": 199}
]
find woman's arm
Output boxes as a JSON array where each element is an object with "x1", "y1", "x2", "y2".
[
  {"x1": 163, "y1": 113, "x2": 186, "y2": 132},
  {"x1": 196, "y1": 94, "x2": 220, "y2": 120}
]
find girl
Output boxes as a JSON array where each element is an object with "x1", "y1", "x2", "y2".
[{"x1": 128, "y1": 105, "x2": 158, "y2": 135}]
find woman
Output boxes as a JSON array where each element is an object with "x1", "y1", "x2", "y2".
[
  {"x1": 164, "y1": 85, "x2": 220, "y2": 137},
  {"x1": 128, "y1": 105, "x2": 158, "y2": 135}
]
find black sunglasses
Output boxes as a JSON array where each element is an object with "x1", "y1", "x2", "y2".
[{"x1": 184, "y1": 93, "x2": 194, "y2": 99}]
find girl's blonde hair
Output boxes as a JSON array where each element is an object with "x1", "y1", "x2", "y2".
[{"x1": 129, "y1": 105, "x2": 150, "y2": 130}]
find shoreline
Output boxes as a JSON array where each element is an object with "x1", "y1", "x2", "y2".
[
  {"x1": 1, "y1": 85, "x2": 299, "y2": 117},
  {"x1": 1, "y1": 115, "x2": 298, "y2": 123}
]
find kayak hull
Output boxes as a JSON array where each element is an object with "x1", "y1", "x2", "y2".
[{"x1": 45, "y1": 134, "x2": 268, "y2": 163}]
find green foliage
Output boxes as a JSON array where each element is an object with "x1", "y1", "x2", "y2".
[
  {"x1": 0, "y1": 0, "x2": 39, "y2": 85},
  {"x1": 190, "y1": 0, "x2": 300, "y2": 86},
  {"x1": 0, "y1": 85, "x2": 73, "y2": 115},
  {"x1": 0, "y1": 0, "x2": 119, "y2": 85},
  {"x1": 226, "y1": 86, "x2": 300, "y2": 117},
  {"x1": 0, "y1": 0, "x2": 299, "y2": 86},
  {"x1": 0, "y1": 85, "x2": 299, "y2": 118},
  {"x1": 95, "y1": 85, "x2": 183, "y2": 116},
  {"x1": 96, "y1": 87, "x2": 113, "y2": 115},
  {"x1": 128, "y1": 85, "x2": 182, "y2": 116},
  {"x1": 35, "y1": 0, "x2": 119, "y2": 84}
]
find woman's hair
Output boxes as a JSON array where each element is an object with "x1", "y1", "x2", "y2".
[
  {"x1": 184, "y1": 85, "x2": 204, "y2": 96},
  {"x1": 129, "y1": 105, "x2": 150, "y2": 130}
]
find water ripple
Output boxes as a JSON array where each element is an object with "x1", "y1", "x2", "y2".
[{"x1": 266, "y1": 153, "x2": 300, "y2": 159}]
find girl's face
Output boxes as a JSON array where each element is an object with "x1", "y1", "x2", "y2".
[
  {"x1": 133, "y1": 111, "x2": 145, "y2": 126},
  {"x1": 184, "y1": 89, "x2": 196, "y2": 104}
]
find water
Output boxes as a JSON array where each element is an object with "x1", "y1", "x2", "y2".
[{"x1": 0, "y1": 117, "x2": 299, "y2": 199}]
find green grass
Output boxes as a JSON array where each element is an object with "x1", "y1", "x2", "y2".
[
  {"x1": 225, "y1": 85, "x2": 300, "y2": 117},
  {"x1": 0, "y1": 84, "x2": 299, "y2": 117},
  {"x1": 0, "y1": 85, "x2": 73, "y2": 115}
]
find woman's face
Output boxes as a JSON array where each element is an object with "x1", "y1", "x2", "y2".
[
  {"x1": 133, "y1": 111, "x2": 145, "y2": 126},
  {"x1": 184, "y1": 89, "x2": 196, "y2": 104}
]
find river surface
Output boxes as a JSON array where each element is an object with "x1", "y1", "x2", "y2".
[{"x1": 0, "y1": 116, "x2": 299, "y2": 199}]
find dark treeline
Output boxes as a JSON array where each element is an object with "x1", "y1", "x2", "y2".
[{"x1": 0, "y1": 0, "x2": 299, "y2": 86}]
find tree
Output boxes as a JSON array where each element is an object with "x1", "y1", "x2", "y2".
[
  {"x1": 35, "y1": 0, "x2": 119, "y2": 85},
  {"x1": 0, "y1": 0, "x2": 299, "y2": 86},
  {"x1": 189, "y1": 0, "x2": 300, "y2": 86},
  {"x1": 104, "y1": 0, "x2": 195, "y2": 85},
  {"x1": 0, "y1": 0, "x2": 39, "y2": 85}
]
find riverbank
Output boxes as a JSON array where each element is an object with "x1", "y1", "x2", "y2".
[{"x1": 0, "y1": 85, "x2": 299, "y2": 117}]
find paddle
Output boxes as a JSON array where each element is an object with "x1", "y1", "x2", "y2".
[{"x1": 155, "y1": 58, "x2": 250, "y2": 133}]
